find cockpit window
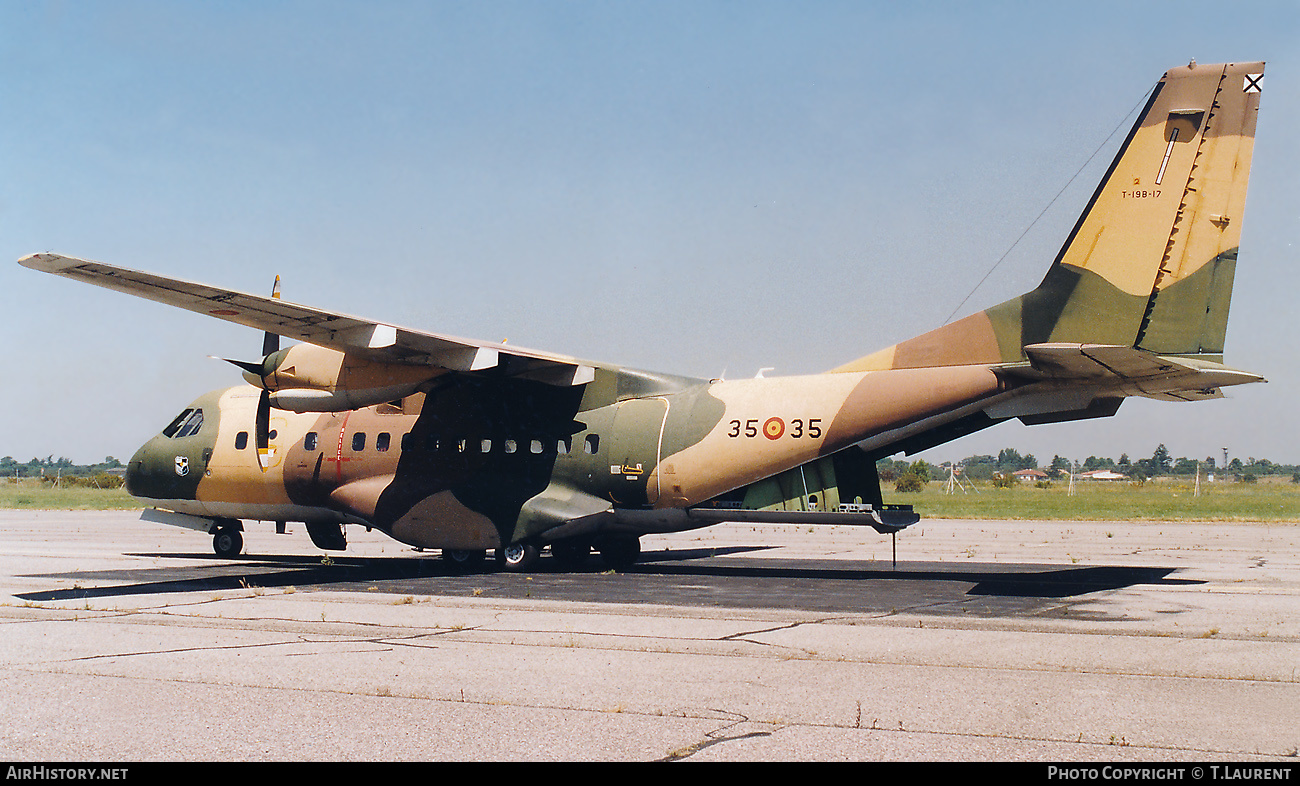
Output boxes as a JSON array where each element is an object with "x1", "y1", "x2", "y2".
[
  {"x1": 171, "y1": 409, "x2": 205, "y2": 439},
  {"x1": 162, "y1": 409, "x2": 195, "y2": 438}
]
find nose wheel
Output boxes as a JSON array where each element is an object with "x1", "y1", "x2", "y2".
[{"x1": 212, "y1": 526, "x2": 244, "y2": 558}]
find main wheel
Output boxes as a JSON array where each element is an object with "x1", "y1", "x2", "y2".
[
  {"x1": 496, "y1": 542, "x2": 541, "y2": 572},
  {"x1": 597, "y1": 535, "x2": 640, "y2": 570},
  {"x1": 213, "y1": 528, "x2": 243, "y2": 558},
  {"x1": 549, "y1": 539, "x2": 591, "y2": 570},
  {"x1": 442, "y1": 549, "x2": 487, "y2": 570}
]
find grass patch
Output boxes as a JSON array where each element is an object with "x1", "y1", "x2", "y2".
[
  {"x1": 0, "y1": 483, "x2": 141, "y2": 510},
  {"x1": 886, "y1": 477, "x2": 1300, "y2": 521}
]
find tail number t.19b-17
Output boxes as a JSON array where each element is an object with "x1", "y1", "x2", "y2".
[{"x1": 21, "y1": 60, "x2": 1267, "y2": 572}]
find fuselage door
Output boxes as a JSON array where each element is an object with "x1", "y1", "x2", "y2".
[{"x1": 607, "y1": 397, "x2": 668, "y2": 506}]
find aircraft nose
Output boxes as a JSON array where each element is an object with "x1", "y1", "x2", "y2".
[
  {"x1": 123, "y1": 442, "x2": 149, "y2": 498},
  {"x1": 123, "y1": 433, "x2": 208, "y2": 502},
  {"x1": 125, "y1": 391, "x2": 223, "y2": 502},
  {"x1": 123, "y1": 438, "x2": 170, "y2": 499}
]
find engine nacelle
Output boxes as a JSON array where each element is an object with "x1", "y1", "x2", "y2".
[
  {"x1": 243, "y1": 344, "x2": 440, "y2": 412},
  {"x1": 268, "y1": 386, "x2": 424, "y2": 413}
]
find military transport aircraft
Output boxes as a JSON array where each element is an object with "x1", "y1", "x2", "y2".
[{"x1": 21, "y1": 60, "x2": 1266, "y2": 571}]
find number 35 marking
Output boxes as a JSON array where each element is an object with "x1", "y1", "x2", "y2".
[{"x1": 728, "y1": 418, "x2": 821, "y2": 439}]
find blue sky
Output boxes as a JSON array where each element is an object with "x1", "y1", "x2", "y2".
[{"x1": 3, "y1": 1, "x2": 1298, "y2": 467}]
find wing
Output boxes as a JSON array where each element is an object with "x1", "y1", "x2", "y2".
[{"x1": 20, "y1": 253, "x2": 595, "y2": 386}]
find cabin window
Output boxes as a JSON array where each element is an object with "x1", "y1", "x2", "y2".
[
  {"x1": 585, "y1": 435, "x2": 599, "y2": 454},
  {"x1": 401, "y1": 433, "x2": 411, "y2": 450},
  {"x1": 235, "y1": 431, "x2": 248, "y2": 450},
  {"x1": 480, "y1": 439, "x2": 493, "y2": 453},
  {"x1": 557, "y1": 437, "x2": 571, "y2": 455},
  {"x1": 376, "y1": 432, "x2": 391, "y2": 452},
  {"x1": 504, "y1": 439, "x2": 517, "y2": 454},
  {"x1": 304, "y1": 432, "x2": 318, "y2": 451},
  {"x1": 352, "y1": 432, "x2": 366, "y2": 451},
  {"x1": 530, "y1": 439, "x2": 543, "y2": 454}
]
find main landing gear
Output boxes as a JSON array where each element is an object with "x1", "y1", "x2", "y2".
[
  {"x1": 496, "y1": 542, "x2": 541, "y2": 572},
  {"x1": 548, "y1": 539, "x2": 591, "y2": 570},
  {"x1": 490, "y1": 535, "x2": 642, "y2": 573},
  {"x1": 595, "y1": 535, "x2": 640, "y2": 570},
  {"x1": 442, "y1": 549, "x2": 488, "y2": 570}
]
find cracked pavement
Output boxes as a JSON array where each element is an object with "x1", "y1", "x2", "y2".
[{"x1": 1, "y1": 511, "x2": 1298, "y2": 761}]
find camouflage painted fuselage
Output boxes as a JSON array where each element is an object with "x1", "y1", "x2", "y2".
[{"x1": 125, "y1": 355, "x2": 1012, "y2": 549}]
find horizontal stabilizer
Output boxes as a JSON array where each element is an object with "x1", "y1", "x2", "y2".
[
  {"x1": 1006, "y1": 343, "x2": 1264, "y2": 401},
  {"x1": 686, "y1": 504, "x2": 919, "y2": 534}
]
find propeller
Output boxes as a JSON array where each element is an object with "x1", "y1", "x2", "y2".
[
  {"x1": 254, "y1": 276, "x2": 282, "y2": 470},
  {"x1": 215, "y1": 276, "x2": 282, "y2": 472},
  {"x1": 253, "y1": 276, "x2": 282, "y2": 471}
]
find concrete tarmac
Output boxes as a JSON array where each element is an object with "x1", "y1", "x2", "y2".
[{"x1": 1, "y1": 510, "x2": 1297, "y2": 762}]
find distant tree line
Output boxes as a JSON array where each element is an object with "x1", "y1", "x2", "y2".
[
  {"x1": 1, "y1": 455, "x2": 126, "y2": 488},
  {"x1": 880, "y1": 445, "x2": 1300, "y2": 491}
]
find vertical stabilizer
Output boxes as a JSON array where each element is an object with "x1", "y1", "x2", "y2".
[
  {"x1": 836, "y1": 61, "x2": 1263, "y2": 373},
  {"x1": 1131, "y1": 62, "x2": 1262, "y2": 356}
]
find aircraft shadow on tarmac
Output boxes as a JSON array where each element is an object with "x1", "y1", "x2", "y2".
[{"x1": 15, "y1": 545, "x2": 1202, "y2": 604}]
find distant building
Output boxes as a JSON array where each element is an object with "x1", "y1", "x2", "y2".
[
  {"x1": 1012, "y1": 469, "x2": 1048, "y2": 480},
  {"x1": 1079, "y1": 469, "x2": 1126, "y2": 481}
]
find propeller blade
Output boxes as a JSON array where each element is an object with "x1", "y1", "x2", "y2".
[
  {"x1": 214, "y1": 356, "x2": 265, "y2": 377},
  {"x1": 256, "y1": 276, "x2": 281, "y2": 472},
  {"x1": 261, "y1": 275, "x2": 282, "y2": 356},
  {"x1": 255, "y1": 388, "x2": 273, "y2": 472}
]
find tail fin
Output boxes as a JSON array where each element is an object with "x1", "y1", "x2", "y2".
[{"x1": 837, "y1": 60, "x2": 1264, "y2": 373}]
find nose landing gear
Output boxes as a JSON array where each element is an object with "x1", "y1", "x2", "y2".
[{"x1": 212, "y1": 522, "x2": 244, "y2": 558}]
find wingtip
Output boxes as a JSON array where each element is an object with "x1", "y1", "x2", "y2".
[{"x1": 17, "y1": 252, "x2": 73, "y2": 271}]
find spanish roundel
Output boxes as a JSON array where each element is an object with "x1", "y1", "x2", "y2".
[{"x1": 763, "y1": 417, "x2": 785, "y2": 440}]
